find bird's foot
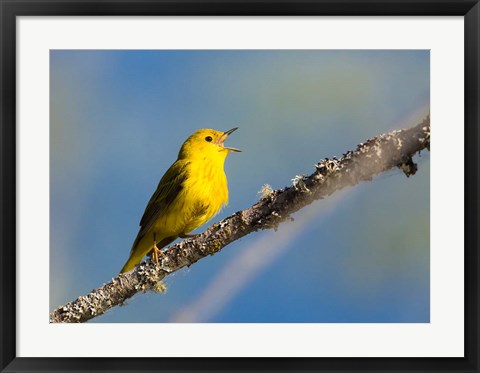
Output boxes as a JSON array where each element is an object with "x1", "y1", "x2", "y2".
[{"x1": 151, "y1": 245, "x2": 165, "y2": 266}]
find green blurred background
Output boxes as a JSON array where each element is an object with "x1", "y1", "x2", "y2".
[{"x1": 50, "y1": 50, "x2": 429, "y2": 322}]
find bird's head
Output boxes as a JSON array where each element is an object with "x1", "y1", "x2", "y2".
[{"x1": 178, "y1": 128, "x2": 241, "y2": 161}]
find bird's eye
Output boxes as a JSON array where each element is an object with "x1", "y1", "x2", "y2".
[{"x1": 205, "y1": 136, "x2": 213, "y2": 142}]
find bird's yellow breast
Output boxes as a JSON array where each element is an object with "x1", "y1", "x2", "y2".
[{"x1": 160, "y1": 158, "x2": 228, "y2": 236}]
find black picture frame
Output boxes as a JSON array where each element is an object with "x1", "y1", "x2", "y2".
[{"x1": 1, "y1": 1, "x2": 478, "y2": 372}]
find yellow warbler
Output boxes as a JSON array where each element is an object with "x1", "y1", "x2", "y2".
[{"x1": 120, "y1": 128, "x2": 240, "y2": 273}]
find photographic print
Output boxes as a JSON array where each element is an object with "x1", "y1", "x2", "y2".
[{"x1": 49, "y1": 49, "x2": 430, "y2": 323}]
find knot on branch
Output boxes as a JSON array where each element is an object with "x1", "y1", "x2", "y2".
[{"x1": 398, "y1": 157, "x2": 418, "y2": 177}]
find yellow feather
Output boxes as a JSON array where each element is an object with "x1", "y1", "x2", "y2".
[{"x1": 120, "y1": 128, "x2": 240, "y2": 273}]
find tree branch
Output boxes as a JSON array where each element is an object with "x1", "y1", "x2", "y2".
[{"x1": 50, "y1": 116, "x2": 430, "y2": 323}]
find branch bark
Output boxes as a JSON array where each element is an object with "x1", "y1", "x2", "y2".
[{"x1": 50, "y1": 116, "x2": 430, "y2": 323}]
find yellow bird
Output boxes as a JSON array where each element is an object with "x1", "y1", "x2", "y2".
[{"x1": 120, "y1": 128, "x2": 240, "y2": 273}]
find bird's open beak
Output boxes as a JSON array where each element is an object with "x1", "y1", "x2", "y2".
[{"x1": 218, "y1": 127, "x2": 241, "y2": 152}]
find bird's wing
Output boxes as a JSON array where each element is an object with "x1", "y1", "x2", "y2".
[{"x1": 133, "y1": 160, "x2": 189, "y2": 247}]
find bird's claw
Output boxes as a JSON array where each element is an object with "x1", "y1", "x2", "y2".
[{"x1": 150, "y1": 242, "x2": 165, "y2": 266}]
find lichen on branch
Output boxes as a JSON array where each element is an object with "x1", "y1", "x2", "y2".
[{"x1": 50, "y1": 116, "x2": 430, "y2": 323}]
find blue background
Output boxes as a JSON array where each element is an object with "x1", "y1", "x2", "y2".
[{"x1": 50, "y1": 50, "x2": 430, "y2": 323}]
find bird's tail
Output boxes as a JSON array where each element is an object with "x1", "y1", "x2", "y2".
[
  {"x1": 120, "y1": 234, "x2": 150, "y2": 273},
  {"x1": 120, "y1": 249, "x2": 145, "y2": 273}
]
